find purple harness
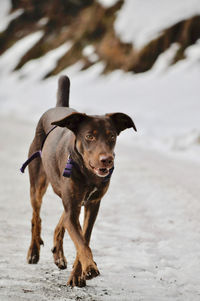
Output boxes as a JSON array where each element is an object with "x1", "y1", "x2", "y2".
[
  {"x1": 20, "y1": 126, "x2": 114, "y2": 182},
  {"x1": 20, "y1": 150, "x2": 42, "y2": 173},
  {"x1": 62, "y1": 155, "x2": 114, "y2": 182}
]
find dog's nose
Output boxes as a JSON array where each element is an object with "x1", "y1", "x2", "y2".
[{"x1": 99, "y1": 154, "x2": 114, "y2": 167}]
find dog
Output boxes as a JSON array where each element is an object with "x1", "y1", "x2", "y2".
[{"x1": 21, "y1": 75, "x2": 137, "y2": 287}]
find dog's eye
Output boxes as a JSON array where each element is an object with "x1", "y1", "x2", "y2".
[
  {"x1": 86, "y1": 134, "x2": 95, "y2": 141},
  {"x1": 110, "y1": 134, "x2": 116, "y2": 141}
]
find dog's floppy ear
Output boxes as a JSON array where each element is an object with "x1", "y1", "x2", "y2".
[
  {"x1": 106, "y1": 112, "x2": 137, "y2": 135},
  {"x1": 51, "y1": 112, "x2": 90, "y2": 134}
]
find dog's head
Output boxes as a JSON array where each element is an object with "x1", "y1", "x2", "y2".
[{"x1": 52, "y1": 112, "x2": 136, "y2": 178}]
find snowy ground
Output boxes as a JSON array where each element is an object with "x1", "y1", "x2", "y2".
[
  {"x1": 1, "y1": 116, "x2": 200, "y2": 301},
  {"x1": 1, "y1": 1, "x2": 200, "y2": 300}
]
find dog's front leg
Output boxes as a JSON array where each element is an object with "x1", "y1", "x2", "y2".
[
  {"x1": 62, "y1": 189, "x2": 99, "y2": 285},
  {"x1": 67, "y1": 200, "x2": 101, "y2": 287},
  {"x1": 82, "y1": 200, "x2": 101, "y2": 245}
]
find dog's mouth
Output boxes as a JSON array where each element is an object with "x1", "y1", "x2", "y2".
[{"x1": 89, "y1": 163, "x2": 110, "y2": 177}]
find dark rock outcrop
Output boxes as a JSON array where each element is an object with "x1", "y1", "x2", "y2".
[{"x1": 0, "y1": 0, "x2": 199, "y2": 77}]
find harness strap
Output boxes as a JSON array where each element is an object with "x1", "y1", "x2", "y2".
[
  {"x1": 63, "y1": 155, "x2": 74, "y2": 178},
  {"x1": 41, "y1": 125, "x2": 57, "y2": 149},
  {"x1": 20, "y1": 126, "x2": 57, "y2": 173},
  {"x1": 20, "y1": 150, "x2": 42, "y2": 173},
  {"x1": 63, "y1": 155, "x2": 114, "y2": 182}
]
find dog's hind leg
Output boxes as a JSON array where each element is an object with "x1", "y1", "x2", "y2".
[
  {"x1": 52, "y1": 211, "x2": 67, "y2": 269},
  {"x1": 27, "y1": 140, "x2": 49, "y2": 264}
]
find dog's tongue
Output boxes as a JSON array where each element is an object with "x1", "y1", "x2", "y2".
[{"x1": 94, "y1": 167, "x2": 109, "y2": 177}]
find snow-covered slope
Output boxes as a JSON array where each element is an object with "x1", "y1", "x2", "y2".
[
  {"x1": 0, "y1": 0, "x2": 11, "y2": 31},
  {"x1": 0, "y1": 36, "x2": 200, "y2": 161},
  {"x1": 115, "y1": 0, "x2": 200, "y2": 48},
  {"x1": 0, "y1": 0, "x2": 199, "y2": 163}
]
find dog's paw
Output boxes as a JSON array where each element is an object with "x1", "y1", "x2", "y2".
[
  {"x1": 27, "y1": 243, "x2": 40, "y2": 264},
  {"x1": 67, "y1": 273, "x2": 86, "y2": 287},
  {"x1": 55, "y1": 256, "x2": 67, "y2": 270},
  {"x1": 83, "y1": 263, "x2": 100, "y2": 280},
  {"x1": 52, "y1": 246, "x2": 67, "y2": 270},
  {"x1": 39, "y1": 238, "x2": 44, "y2": 246}
]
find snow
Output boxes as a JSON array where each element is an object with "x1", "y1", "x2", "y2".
[
  {"x1": 0, "y1": 36, "x2": 200, "y2": 161},
  {"x1": 1, "y1": 117, "x2": 200, "y2": 300},
  {"x1": 0, "y1": 8, "x2": 24, "y2": 32},
  {"x1": 37, "y1": 17, "x2": 49, "y2": 27},
  {"x1": 151, "y1": 43, "x2": 180, "y2": 74},
  {"x1": 0, "y1": 0, "x2": 24, "y2": 33},
  {"x1": 115, "y1": 0, "x2": 200, "y2": 49},
  {"x1": 184, "y1": 39, "x2": 200, "y2": 64},
  {"x1": 97, "y1": 0, "x2": 119, "y2": 8},
  {"x1": 18, "y1": 42, "x2": 72, "y2": 80},
  {"x1": 82, "y1": 45, "x2": 99, "y2": 63},
  {"x1": 0, "y1": 31, "x2": 44, "y2": 75},
  {"x1": 0, "y1": 1, "x2": 200, "y2": 300},
  {"x1": 0, "y1": 0, "x2": 11, "y2": 31}
]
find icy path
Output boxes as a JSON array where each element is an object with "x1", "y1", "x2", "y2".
[{"x1": 0, "y1": 116, "x2": 200, "y2": 301}]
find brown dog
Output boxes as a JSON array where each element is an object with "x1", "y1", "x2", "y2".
[{"x1": 24, "y1": 75, "x2": 136, "y2": 287}]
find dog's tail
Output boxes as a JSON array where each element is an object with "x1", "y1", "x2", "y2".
[{"x1": 56, "y1": 75, "x2": 70, "y2": 107}]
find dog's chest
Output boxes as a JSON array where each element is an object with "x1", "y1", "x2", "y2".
[
  {"x1": 87, "y1": 186, "x2": 98, "y2": 200},
  {"x1": 83, "y1": 186, "x2": 101, "y2": 205}
]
